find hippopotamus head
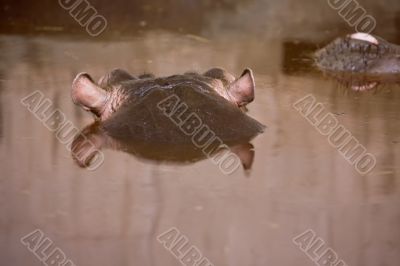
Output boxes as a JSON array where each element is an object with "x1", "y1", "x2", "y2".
[
  {"x1": 69, "y1": 68, "x2": 265, "y2": 171},
  {"x1": 71, "y1": 68, "x2": 256, "y2": 121},
  {"x1": 315, "y1": 33, "x2": 400, "y2": 74},
  {"x1": 314, "y1": 33, "x2": 400, "y2": 90}
]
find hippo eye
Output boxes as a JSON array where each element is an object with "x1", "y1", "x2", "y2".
[{"x1": 349, "y1": 33, "x2": 379, "y2": 45}]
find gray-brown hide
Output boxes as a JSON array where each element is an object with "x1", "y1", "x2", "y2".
[
  {"x1": 71, "y1": 68, "x2": 265, "y2": 169},
  {"x1": 314, "y1": 33, "x2": 400, "y2": 91},
  {"x1": 72, "y1": 68, "x2": 256, "y2": 120}
]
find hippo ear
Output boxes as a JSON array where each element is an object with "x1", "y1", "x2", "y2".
[
  {"x1": 228, "y1": 69, "x2": 255, "y2": 107},
  {"x1": 72, "y1": 73, "x2": 108, "y2": 117}
]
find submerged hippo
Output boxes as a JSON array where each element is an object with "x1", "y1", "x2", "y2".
[
  {"x1": 315, "y1": 33, "x2": 400, "y2": 91},
  {"x1": 71, "y1": 68, "x2": 265, "y2": 171}
]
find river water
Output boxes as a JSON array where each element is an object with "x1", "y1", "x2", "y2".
[{"x1": 0, "y1": 1, "x2": 399, "y2": 266}]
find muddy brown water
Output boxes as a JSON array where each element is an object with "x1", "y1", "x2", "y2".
[{"x1": 1, "y1": 2, "x2": 400, "y2": 266}]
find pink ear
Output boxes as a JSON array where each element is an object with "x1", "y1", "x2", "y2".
[
  {"x1": 72, "y1": 73, "x2": 108, "y2": 117},
  {"x1": 228, "y1": 69, "x2": 255, "y2": 107}
]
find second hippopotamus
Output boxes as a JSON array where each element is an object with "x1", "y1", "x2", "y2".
[{"x1": 314, "y1": 33, "x2": 400, "y2": 91}]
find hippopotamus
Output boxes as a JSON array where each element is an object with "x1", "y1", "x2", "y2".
[
  {"x1": 71, "y1": 68, "x2": 265, "y2": 171},
  {"x1": 314, "y1": 33, "x2": 400, "y2": 91}
]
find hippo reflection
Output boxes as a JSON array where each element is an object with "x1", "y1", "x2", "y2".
[
  {"x1": 315, "y1": 33, "x2": 400, "y2": 91},
  {"x1": 71, "y1": 68, "x2": 265, "y2": 171},
  {"x1": 71, "y1": 122, "x2": 257, "y2": 172}
]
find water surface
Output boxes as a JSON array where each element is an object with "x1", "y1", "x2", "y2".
[{"x1": 0, "y1": 1, "x2": 400, "y2": 266}]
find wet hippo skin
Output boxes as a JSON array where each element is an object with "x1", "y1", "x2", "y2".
[
  {"x1": 71, "y1": 68, "x2": 265, "y2": 169},
  {"x1": 314, "y1": 33, "x2": 400, "y2": 91}
]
